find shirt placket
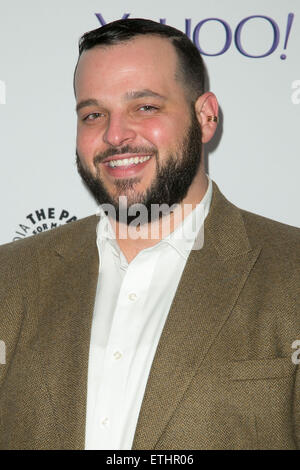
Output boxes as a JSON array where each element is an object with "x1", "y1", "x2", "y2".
[{"x1": 94, "y1": 250, "x2": 158, "y2": 449}]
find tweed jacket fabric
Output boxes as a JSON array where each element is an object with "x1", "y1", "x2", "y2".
[{"x1": 0, "y1": 181, "x2": 299, "y2": 450}]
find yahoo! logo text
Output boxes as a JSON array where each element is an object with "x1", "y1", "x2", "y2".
[{"x1": 95, "y1": 12, "x2": 295, "y2": 60}]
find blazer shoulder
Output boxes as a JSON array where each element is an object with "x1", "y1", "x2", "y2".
[
  {"x1": 239, "y1": 208, "x2": 300, "y2": 253},
  {"x1": 0, "y1": 214, "x2": 99, "y2": 272}
]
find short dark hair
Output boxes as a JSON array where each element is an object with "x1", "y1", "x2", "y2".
[{"x1": 75, "y1": 18, "x2": 206, "y2": 103}]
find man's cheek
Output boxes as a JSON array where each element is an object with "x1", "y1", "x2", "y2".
[
  {"x1": 77, "y1": 129, "x2": 100, "y2": 156},
  {"x1": 139, "y1": 119, "x2": 169, "y2": 147}
]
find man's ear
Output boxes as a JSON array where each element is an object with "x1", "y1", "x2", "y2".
[{"x1": 194, "y1": 92, "x2": 219, "y2": 143}]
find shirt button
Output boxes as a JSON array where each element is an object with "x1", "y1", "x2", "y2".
[
  {"x1": 101, "y1": 417, "x2": 109, "y2": 427},
  {"x1": 113, "y1": 351, "x2": 122, "y2": 360},
  {"x1": 128, "y1": 292, "x2": 137, "y2": 301}
]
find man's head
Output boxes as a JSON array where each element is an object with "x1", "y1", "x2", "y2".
[
  {"x1": 75, "y1": 18, "x2": 206, "y2": 105},
  {"x1": 74, "y1": 19, "x2": 218, "y2": 223}
]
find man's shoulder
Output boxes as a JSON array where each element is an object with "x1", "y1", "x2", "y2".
[
  {"x1": 210, "y1": 181, "x2": 300, "y2": 258},
  {"x1": 0, "y1": 214, "x2": 99, "y2": 267},
  {"x1": 239, "y1": 206, "x2": 300, "y2": 253}
]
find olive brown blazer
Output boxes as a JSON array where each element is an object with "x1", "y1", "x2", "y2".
[{"x1": 0, "y1": 182, "x2": 299, "y2": 449}]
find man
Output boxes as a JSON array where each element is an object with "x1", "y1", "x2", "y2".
[{"x1": 0, "y1": 19, "x2": 299, "y2": 450}]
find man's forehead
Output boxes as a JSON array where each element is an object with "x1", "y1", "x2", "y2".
[
  {"x1": 74, "y1": 35, "x2": 181, "y2": 98},
  {"x1": 77, "y1": 35, "x2": 178, "y2": 72}
]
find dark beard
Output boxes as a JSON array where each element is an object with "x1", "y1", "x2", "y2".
[{"x1": 76, "y1": 107, "x2": 202, "y2": 225}]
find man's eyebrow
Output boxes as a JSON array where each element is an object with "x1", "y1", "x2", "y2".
[
  {"x1": 76, "y1": 99, "x2": 99, "y2": 113},
  {"x1": 76, "y1": 90, "x2": 166, "y2": 113},
  {"x1": 124, "y1": 89, "x2": 166, "y2": 101}
]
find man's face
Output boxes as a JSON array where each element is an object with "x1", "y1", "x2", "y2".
[{"x1": 75, "y1": 35, "x2": 203, "y2": 221}]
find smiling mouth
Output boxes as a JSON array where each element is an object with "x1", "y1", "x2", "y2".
[{"x1": 104, "y1": 155, "x2": 152, "y2": 168}]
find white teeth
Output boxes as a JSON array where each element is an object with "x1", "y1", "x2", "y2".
[{"x1": 107, "y1": 155, "x2": 151, "y2": 168}]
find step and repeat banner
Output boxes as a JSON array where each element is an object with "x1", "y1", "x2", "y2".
[{"x1": 0, "y1": 0, "x2": 299, "y2": 245}]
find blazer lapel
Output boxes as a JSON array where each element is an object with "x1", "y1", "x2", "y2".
[
  {"x1": 31, "y1": 215, "x2": 99, "y2": 449},
  {"x1": 132, "y1": 183, "x2": 261, "y2": 449}
]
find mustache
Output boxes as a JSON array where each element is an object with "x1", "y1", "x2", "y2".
[{"x1": 93, "y1": 145, "x2": 158, "y2": 165}]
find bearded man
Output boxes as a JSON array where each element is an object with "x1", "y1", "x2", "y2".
[{"x1": 0, "y1": 19, "x2": 299, "y2": 450}]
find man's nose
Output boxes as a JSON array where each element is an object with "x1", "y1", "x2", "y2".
[{"x1": 103, "y1": 113, "x2": 136, "y2": 147}]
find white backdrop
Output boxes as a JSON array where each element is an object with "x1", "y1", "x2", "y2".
[{"x1": 0, "y1": 0, "x2": 299, "y2": 245}]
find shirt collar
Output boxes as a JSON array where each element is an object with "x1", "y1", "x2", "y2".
[{"x1": 160, "y1": 175, "x2": 212, "y2": 259}]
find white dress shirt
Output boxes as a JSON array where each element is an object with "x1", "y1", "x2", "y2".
[{"x1": 85, "y1": 177, "x2": 213, "y2": 450}]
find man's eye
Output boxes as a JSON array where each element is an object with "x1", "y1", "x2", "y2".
[
  {"x1": 138, "y1": 105, "x2": 158, "y2": 112},
  {"x1": 83, "y1": 113, "x2": 103, "y2": 121}
]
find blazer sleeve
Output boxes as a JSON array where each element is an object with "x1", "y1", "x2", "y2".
[{"x1": 0, "y1": 240, "x2": 36, "y2": 385}]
